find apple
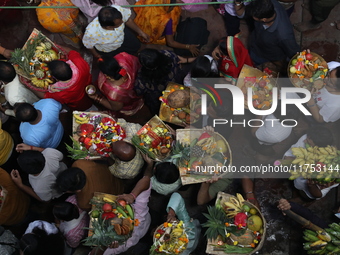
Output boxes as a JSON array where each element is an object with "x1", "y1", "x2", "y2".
[
  {"x1": 258, "y1": 80, "x2": 267, "y2": 88},
  {"x1": 295, "y1": 61, "x2": 304, "y2": 69},
  {"x1": 290, "y1": 66, "x2": 297, "y2": 74},
  {"x1": 266, "y1": 83, "x2": 273, "y2": 90},
  {"x1": 117, "y1": 199, "x2": 127, "y2": 207},
  {"x1": 291, "y1": 59, "x2": 298, "y2": 65},
  {"x1": 102, "y1": 203, "x2": 113, "y2": 212},
  {"x1": 253, "y1": 100, "x2": 260, "y2": 108},
  {"x1": 306, "y1": 53, "x2": 313, "y2": 60}
]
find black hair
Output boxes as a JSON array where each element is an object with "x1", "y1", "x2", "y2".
[
  {"x1": 56, "y1": 167, "x2": 86, "y2": 193},
  {"x1": 14, "y1": 103, "x2": 38, "y2": 122},
  {"x1": 98, "y1": 56, "x2": 123, "y2": 80},
  {"x1": 0, "y1": 61, "x2": 16, "y2": 83},
  {"x1": 247, "y1": 0, "x2": 275, "y2": 19},
  {"x1": 20, "y1": 227, "x2": 65, "y2": 255},
  {"x1": 53, "y1": 202, "x2": 79, "y2": 221},
  {"x1": 333, "y1": 66, "x2": 340, "y2": 89},
  {"x1": 218, "y1": 38, "x2": 228, "y2": 56},
  {"x1": 307, "y1": 126, "x2": 333, "y2": 147},
  {"x1": 211, "y1": 89, "x2": 233, "y2": 118},
  {"x1": 90, "y1": 0, "x2": 111, "y2": 6},
  {"x1": 17, "y1": 151, "x2": 46, "y2": 174},
  {"x1": 190, "y1": 56, "x2": 219, "y2": 78},
  {"x1": 98, "y1": 6, "x2": 123, "y2": 27},
  {"x1": 47, "y1": 60, "x2": 72, "y2": 81},
  {"x1": 138, "y1": 49, "x2": 172, "y2": 85},
  {"x1": 154, "y1": 162, "x2": 179, "y2": 184}
]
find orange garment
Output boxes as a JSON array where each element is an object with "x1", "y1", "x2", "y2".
[
  {"x1": 36, "y1": 0, "x2": 82, "y2": 44},
  {"x1": 0, "y1": 168, "x2": 30, "y2": 226},
  {"x1": 134, "y1": 0, "x2": 181, "y2": 44}
]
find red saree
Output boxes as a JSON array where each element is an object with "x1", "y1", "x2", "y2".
[{"x1": 98, "y1": 52, "x2": 143, "y2": 116}]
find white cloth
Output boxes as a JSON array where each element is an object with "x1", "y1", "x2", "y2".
[
  {"x1": 151, "y1": 176, "x2": 182, "y2": 195},
  {"x1": 315, "y1": 87, "x2": 340, "y2": 122},
  {"x1": 255, "y1": 114, "x2": 293, "y2": 145},
  {"x1": 82, "y1": 5, "x2": 131, "y2": 52},
  {"x1": 28, "y1": 148, "x2": 67, "y2": 201},
  {"x1": 294, "y1": 177, "x2": 339, "y2": 199},
  {"x1": 283, "y1": 134, "x2": 307, "y2": 158},
  {"x1": 220, "y1": 2, "x2": 250, "y2": 17},
  {"x1": 327, "y1": 61, "x2": 340, "y2": 71},
  {"x1": 25, "y1": 220, "x2": 59, "y2": 235}
]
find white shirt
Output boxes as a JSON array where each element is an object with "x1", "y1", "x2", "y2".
[
  {"x1": 255, "y1": 114, "x2": 293, "y2": 145},
  {"x1": 315, "y1": 87, "x2": 340, "y2": 122},
  {"x1": 28, "y1": 148, "x2": 67, "y2": 201},
  {"x1": 82, "y1": 5, "x2": 131, "y2": 52},
  {"x1": 283, "y1": 134, "x2": 307, "y2": 158}
]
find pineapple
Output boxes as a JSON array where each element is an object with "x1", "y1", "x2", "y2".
[
  {"x1": 35, "y1": 69, "x2": 45, "y2": 79},
  {"x1": 191, "y1": 145, "x2": 204, "y2": 157},
  {"x1": 44, "y1": 41, "x2": 52, "y2": 50},
  {"x1": 168, "y1": 142, "x2": 190, "y2": 167},
  {"x1": 202, "y1": 206, "x2": 229, "y2": 242}
]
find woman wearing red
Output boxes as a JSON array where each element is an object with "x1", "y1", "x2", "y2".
[
  {"x1": 89, "y1": 53, "x2": 146, "y2": 119},
  {"x1": 212, "y1": 36, "x2": 254, "y2": 80}
]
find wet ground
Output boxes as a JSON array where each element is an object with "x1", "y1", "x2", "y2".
[{"x1": 1, "y1": 0, "x2": 340, "y2": 254}]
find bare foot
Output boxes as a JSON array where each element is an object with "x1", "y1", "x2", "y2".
[{"x1": 294, "y1": 21, "x2": 321, "y2": 32}]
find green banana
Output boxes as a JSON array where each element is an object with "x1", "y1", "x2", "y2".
[
  {"x1": 305, "y1": 233, "x2": 321, "y2": 242},
  {"x1": 304, "y1": 229, "x2": 317, "y2": 236},
  {"x1": 125, "y1": 204, "x2": 134, "y2": 220},
  {"x1": 116, "y1": 206, "x2": 128, "y2": 218}
]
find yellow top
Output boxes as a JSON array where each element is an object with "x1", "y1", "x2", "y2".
[{"x1": 0, "y1": 120, "x2": 14, "y2": 165}]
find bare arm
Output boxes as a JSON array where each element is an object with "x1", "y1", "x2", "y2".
[
  {"x1": 88, "y1": 93, "x2": 124, "y2": 112},
  {"x1": 16, "y1": 143, "x2": 44, "y2": 153},
  {"x1": 125, "y1": 18, "x2": 150, "y2": 43},
  {"x1": 165, "y1": 34, "x2": 200, "y2": 57},
  {"x1": 306, "y1": 96, "x2": 324, "y2": 123}
]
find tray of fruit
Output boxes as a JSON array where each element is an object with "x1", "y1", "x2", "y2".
[
  {"x1": 288, "y1": 50, "x2": 328, "y2": 91},
  {"x1": 83, "y1": 192, "x2": 138, "y2": 247},
  {"x1": 173, "y1": 129, "x2": 232, "y2": 185},
  {"x1": 150, "y1": 221, "x2": 189, "y2": 254},
  {"x1": 10, "y1": 28, "x2": 66, "y2": 92},
  {"x1": 66, "y1": 111, "x2": 126, "y2": 160},
  {"x1": 204, "y1": 192, "x2": 266, "y2": 255},
  {"x1": 159, "y1": 82, "x2": 201, "y2": 127},
  {"x1": 236, "y1": 65, "x2": 277, "y2": 110},
  {"x1": 131, "y1": 115, "x2": 174, "y2": 161},
  {"x1": 279, "y1": 145, "x2": 340, "y2": 183}
]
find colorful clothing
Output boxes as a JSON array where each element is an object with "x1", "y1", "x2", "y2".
[
  {"x1": 36, "y1": 0, "x2": 82, "y2": 44},
  {"x1": 44, "y1": 51, "x2": 93, "y2": 111},
  {"x1": 71, "y1": 0, "x2": 129, "y2": 23},
  {"x1": 0, "y1": 120, "x2": 14, "y2": 166},
  {"x1": 0, "y1": 168, "x2": 30, "y2": 226},
  {"x1": 59, "y1": 195, "x2": 89, "y2": 248},
  {"x1": 82, "y1": 5, "x2": 131, "y2": 52},
  {"x1": 219, "y1": 36, "x2": 254, "y2": 79},
  {"x1": 134, "y1": 0, "x2": 181, "y2": 44},
  {"x1": 135, "y1": 50, "x2": 180, "y2": 115},
  {"x1": 108, "y1": 118, "x2": 144, "y2": 179},
  {"x1": 181, "y1": 0, "x2": 209, "y2": 12},
  {"x1": 98, "y1": 52, "x2": 143, "y2": 116}
]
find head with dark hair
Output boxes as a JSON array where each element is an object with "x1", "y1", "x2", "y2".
[
  {"x1": 56, "y1": 167, "x2": 86, "y2": 193},
  {"x1": 90, "y1": 0, "x2": 111, "y2": 6},
  {"x1": 138, "y1": 49, "x2": 172, "y2": 85},
  {"x1": 191, "y1": 56, "x2": 219, "y2": 78},
  {"x1": 98, "y1": 56, "x2": 124, "y2": 81},
  {"x1": 98, "y1": 6, "x2": 123, "y2": 28},
  {"x1": 218, "y1": 38, "x2": 228, "y2": 56},
  {"x1": 247, "y1": 0, "x2": 275, "y2": 20},
  {"x1": 154, "y1": 162, "x2": 180, "y2": 184},
  {"x1": 47, "y1": 60, "x2": 73, "y2": 81},
  {"x1": 307, "y1": 126, "x2": 333, "y2": 147},
  {"x1": 111, "y1": 140, "x2": 136, "y2": 161},
  {"x1": 14, "y1": 103, "x2": 38, "y2": 122},
  {"x1": 17, "y1": 150, "x2": 46, "y2": 174},
  {"x1": 53, "y1": 202, "x2": 79, "y2": 221},
  {"x1": 20, "y1": 227, "x2": 65, "y2": 255},
  {"x1": 0, "y1": 61, "x2": 16, "y2": 83},
  {"x1": 206, "y1": 88, "x2": 233, "y2": 118}
]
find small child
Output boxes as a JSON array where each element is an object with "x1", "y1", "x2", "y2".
[
  {"x1": 53, "y1": 195, "x2": 89, "y2": 251},
  {"x1": 284, "y1": 126, "x2": 338, "y2": 199}
]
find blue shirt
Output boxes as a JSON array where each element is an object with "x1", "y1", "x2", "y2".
[{"x1": 20, "y1": 99, "x2": 64, "y2": 148}]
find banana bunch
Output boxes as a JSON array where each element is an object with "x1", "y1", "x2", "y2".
[
  {"x1": 303, "y1": 224, "x2": 340, "y2": 254},
  {"x1": 196, "y1": 136, "x2": 217, "y2": 155},
  {"x1": 74, "y1": 114, "x2": 89, "y2": 124},
  {"x1": 31, "y1": 77, "x2": 54, "y2": 89},
  {"x1": 34, "y1": 42, "x2": 58, "y2": 62},
  {"x1": 224, "y1": 193, "x2": 245, "y2": 218}
]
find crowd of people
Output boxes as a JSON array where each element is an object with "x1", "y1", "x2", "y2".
[{"x1": 1, "y1": 0, "x2": 340, "y2": 254}]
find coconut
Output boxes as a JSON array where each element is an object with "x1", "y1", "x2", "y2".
[
  {"x1": 167, "y1": 90, "x2": 190, "y2": 108},
  {"x1": 247, "y1": 215, "x2": 263, "y2": 232}
]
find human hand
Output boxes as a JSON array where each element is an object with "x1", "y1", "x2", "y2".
[
  {"x1": 2, "y1": 48, "x2": 13, "y2": 59},
  {"x1": 117, "y1": 193, "x2": 135, "y2": 205},
  {"x1": 212, "y1": 46, "x2": 223, "y2": 60},
  {"x1": 139, "y1": 32, "x2": 150, "y2": 43},
  {"x1": 203, "y1": 126, "x2": 214, "y2": 135},
  {"x1": 277, "y1": 198, "x2": 291, "y2": 215},
  {"x1": 189, "y1": 45, "x2": 200, "y2": 57},
  {"x1": 10, "y1": 170, "x2": 23, "y2": 187},
  {"x1": 178, "y1": 56, "x2": 187, "y2": 64},
  {"x1": 108, "y1": 241, "x2": 119, "y2": 249},
  {"x1": 205, "y1": 175, "x2": 220, "y2": 184},
  {"x1": 16, "y1": 143, "x2": 31, "y2": 153},
  {"x1": 167, "y1": 208, "x2": 177, "y2": 222},
  {"x1": 141, "y1": 153, "x2": 154, "y2": 165}
]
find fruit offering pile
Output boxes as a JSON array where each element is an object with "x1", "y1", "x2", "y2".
[
  {"x1": 83, "y1": 195, "x2": 138, "y2": 247},
  {"x1": 286, "y1": 145, "x2": 340, "y2": 183},
  {"x1": 159, "y1": 83, "x2": 201, "y2": 126},
  {"x1": 288, "y1": 50, "x2": 328, "y2": 90},
  {"x1": 150, "y1": 221, "x2": 189, "y2": 255},
  {"x1": 131, "y1": 116, "x2": 174, "y2": 160},
  {"x1": 241, "y1": 75, "x2": 274, "y2": 110},
  {"x1": 67, "y1": 112, "x2": 126, "y2": 159},
  {"x1": 10, "y1": 30, "x2": 61, "y2": 90},
  {"x1": 204, "y1": 193, "x2": 265, "y2": 254},
  {"x1": 302, "y1": 223, "x2": 340, "y2": 254}
]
